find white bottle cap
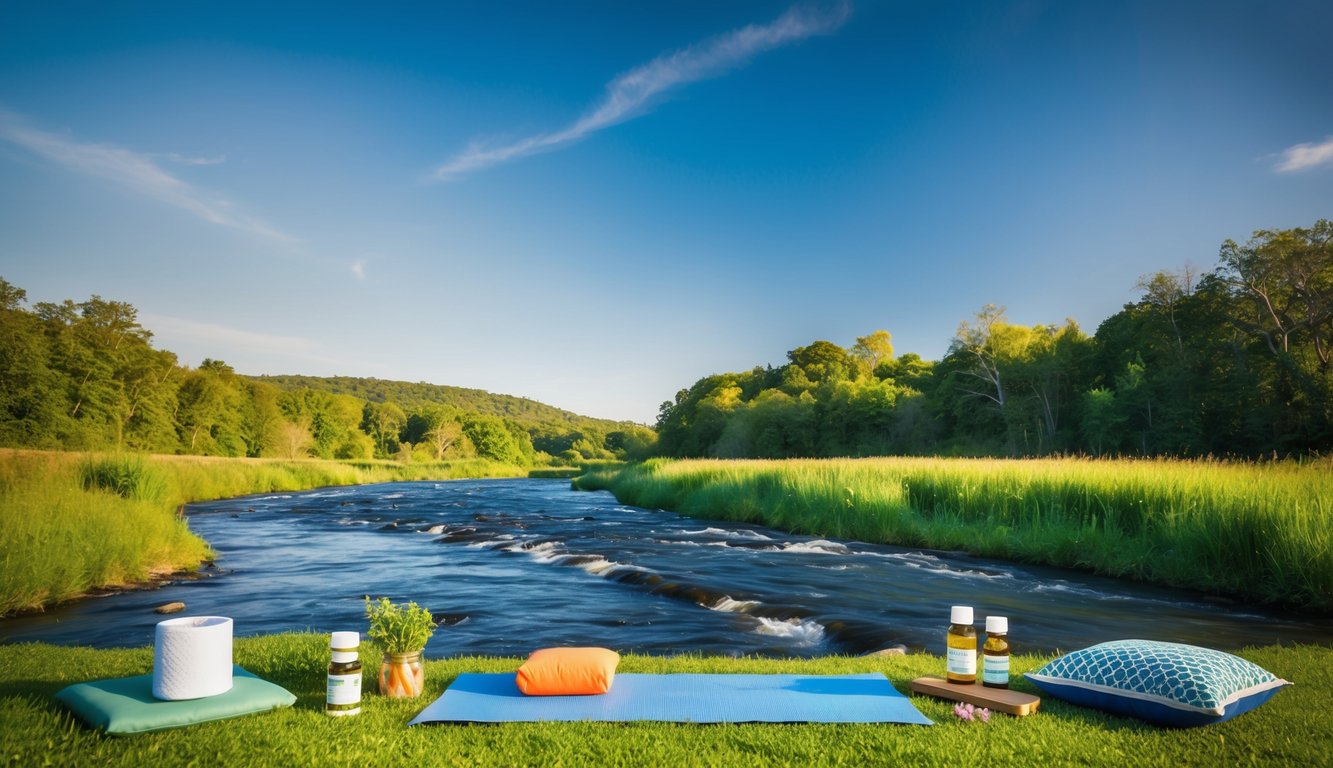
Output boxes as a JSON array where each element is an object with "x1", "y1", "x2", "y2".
[
  {"x1": 331, "y1": 631, "x2": 359, "y2": 650},
  {"x1": 986, "y1": 616, "x2": 1008, "y2": 634},
  {"x1": 950, "y1": 605, "x2": 973, "y2": 625}
]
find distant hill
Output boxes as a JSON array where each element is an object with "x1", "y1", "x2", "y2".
[
  {"x1": 0, "y1": 276, "x2": 652, "y2": 462},
  {"x1": 252, "y1": 375, "x2": 645, "y2": 432}
]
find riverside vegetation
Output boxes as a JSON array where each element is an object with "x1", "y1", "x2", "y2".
[
  {"x1": 654, "y1": 220, "x2": 1332, "y2": 460},
  {"x1": 575, "y1": 457, "x2": 1333, "y2": 611},
  {"x1": 1, "y1": 635, "x2": 1327, "y2": 766},
  {"x1": 0, "y1": 277, "x2": 653, "y2": 466},
  {"x1": 0, "y1": 449, "x2": 527, "y2": 616}
]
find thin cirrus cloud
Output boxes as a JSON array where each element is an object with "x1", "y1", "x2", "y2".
[
  {"x1": 161, "y1": 152, "x2": 228, "y2": 166},
  {"x1": 1273, "y1": 136, "x2": 1333, "y2": 173},
  {"x1": 140, "y1": 312, "x2": 348, "y2": 369},
  {"x1": 0, "y1": 111, "x2": 292, "y2": 242},
  {"x1": 431, "y1": 1, "x2": 852, "y2": 180}
]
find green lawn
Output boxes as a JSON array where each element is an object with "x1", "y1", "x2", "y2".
[{"x1": 1, "y1": 635, "x2": 1327, "y2": 767}]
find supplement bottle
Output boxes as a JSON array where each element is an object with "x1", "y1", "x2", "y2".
[
  {"x1": 326, "y1": 631, "x2": 362, "y2": 716},
  {"x1": 982, "y1": 616, "x2": 1010, "y2": 689},
  {"x1": 946, "y1": 605, "x2": 977, "y2": 684}
]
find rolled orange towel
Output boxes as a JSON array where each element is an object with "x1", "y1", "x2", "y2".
[{"x1": 515, "y1": 647, "x2": 620, "y2": 696}]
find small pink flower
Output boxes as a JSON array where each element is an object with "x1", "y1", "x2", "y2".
[{"x1": 953, "y1": 702, "x2": 992, "y2": 723}]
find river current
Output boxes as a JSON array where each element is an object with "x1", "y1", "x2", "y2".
[{"x1": 3, "y1": 479, "x2": 1328, "y2": 657}]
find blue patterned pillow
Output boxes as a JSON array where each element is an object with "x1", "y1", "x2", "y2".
[{"x1": 1025, "y1": 640, "x2": 1290, "y2": 727}]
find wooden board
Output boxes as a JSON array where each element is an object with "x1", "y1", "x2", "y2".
[{"x1": 909, "y1": 677, "x2": 1041, "y2": 716}]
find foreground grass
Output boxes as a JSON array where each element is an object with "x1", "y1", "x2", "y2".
[
  {"x1": 0, "y1": 449, "x2": 526, "y2": 616},
  {"x1": 575, "y1": 457, "x2": 1333, "y2": 611},
  {"x1": 0, "y1": 635, "x2": 1325, "y2": 767}
]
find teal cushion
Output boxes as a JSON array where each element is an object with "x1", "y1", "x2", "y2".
[
  {"x1": 1025, "y1": 640, "x2": 1290, "y2": 727},
  {"x1": 56, "y1": 664, "x2": 296, "y2": 735}
]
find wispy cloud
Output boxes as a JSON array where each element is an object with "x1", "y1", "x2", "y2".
[
  {"x1": 0, "y1": 111, "x2": 291, "y2": 242},
  {"x1": 140, "y1": 313, "x2": 344, "y2": 367},
  {"x1": 432, "y1": 2, "x2": 852, "y2": 180},
  {"x1": 161, "y1": 152, "x2": 227, "y2": 166},
  {"x1": 1274, "y1": 136, "x2": 1333, "y2": 173},
  {"x1": 350, "y1": 259, "x2": 367, "y2": 280}
]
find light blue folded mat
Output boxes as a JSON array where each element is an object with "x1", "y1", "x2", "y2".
[
  {"x1": 56, "y1": 665, "x2": 296, "y2": 735},
  {"x1": 410, "y1": 673, "x2": 933, "y2": 725}
]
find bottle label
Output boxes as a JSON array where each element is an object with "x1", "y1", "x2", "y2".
[
  {"x1": 946, "y1": 647, "x2": 976, "y2": 676},
  {"x1": 984, "y1": 655, "x2": 1010, "y2": 684},
  {"x1": 327, "y1": 673, "x2": 362, "y2": 706}
]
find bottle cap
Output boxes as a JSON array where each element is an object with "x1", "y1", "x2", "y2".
[
  {"x1": 986, "y1": 616, "x2": 1008, "y2": 634},
  {"x1": 331, "y1": 631, "x2": 359, "y2": 650},
  {"x1": 950, "y1": 605, "x2": 973, "y2": 625}
]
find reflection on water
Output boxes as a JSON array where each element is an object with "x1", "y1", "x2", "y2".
[{"x1": 2, "y1": 479, "x2": 1329, "y2": 658}]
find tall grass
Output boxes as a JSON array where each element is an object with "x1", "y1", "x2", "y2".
[
  {"x1": 0, "y1": 452, "x2": 209, "y2": 616},
  {"x1": 78, "y1": 454, "x2": 169, "y2": 502},
  {"x1": 529, "y1": 460, "x2": 629, "y2": 479},
  {"x1": 0, "y1": 450, "x2": 528, "y2": 616},
  {"x1": 575, "y1": 457, "x2": 1333, "y2": 610}
]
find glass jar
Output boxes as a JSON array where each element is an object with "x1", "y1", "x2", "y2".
[{"x1": 378, "y1": 651, "x2": 424, "y2": 698}]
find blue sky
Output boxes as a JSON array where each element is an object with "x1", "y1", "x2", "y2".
[{"x1": 2, "y1": 1, "x2": 1331, "y2": 423}]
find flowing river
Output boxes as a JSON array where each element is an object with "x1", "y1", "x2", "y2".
[{"x1": 3, "y1": 479, "x2": 1329, "y2": 657}]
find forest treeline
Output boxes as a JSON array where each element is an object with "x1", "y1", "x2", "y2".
[
  {"x1": 656, "y1": 220, "x2": 1333, "y2": 458},
  {"x1": 0, "y1": 280, "x2": 653, "y2": 465}
]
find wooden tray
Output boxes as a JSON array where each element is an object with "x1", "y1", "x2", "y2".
[{"x1": 909, "y1": 677, "x2": 1041, "y2": 716}]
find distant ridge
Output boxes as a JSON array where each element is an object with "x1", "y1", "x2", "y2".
[{"x1": 252, "y1": 375, "x2": 645, "y2": 431}]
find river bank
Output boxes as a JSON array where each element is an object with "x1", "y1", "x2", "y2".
[
  {"x1": 573, "y1": 457, "x2": 1333, "y2": 611},
  {"x1": 0, "y1": 449, "x2": 528, "y2": 616},
  {"x1": 8, "y1": 477, "x2": 1326, "y2": 656}
]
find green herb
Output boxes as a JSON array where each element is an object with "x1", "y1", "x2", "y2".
[{"x1": 364, "y1": 597, "x2": 435, "y2": 654}]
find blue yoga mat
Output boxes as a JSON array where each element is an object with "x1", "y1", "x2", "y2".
[{"x1": 409, "y1": 673, "x2": 933, "y2": 725}]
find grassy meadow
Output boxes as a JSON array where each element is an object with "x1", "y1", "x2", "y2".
[
  {"x1": 574, "y1": 457, "x2": 1333, "y2": 611},
  {"x1": 1, "y1": 635, "x2": 1325, "y2": 767},
  {"x1": 0, "y1": 449, "x2": 527, "y2": 616}
]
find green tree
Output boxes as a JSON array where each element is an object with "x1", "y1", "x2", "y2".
[
  {"x1": 278, "y1": 390, "x2": 371, "y2": 459},
  {"x1": 1081, "y1": 388, "x2": 1123, "y2": 455},
  {"x1": 945, "y1": 305, "x2": 1032, "y2": 453},
  {"x1": 949, "y1": 304, "x2": 1016, "y2": 412},
  {"x1": 362, "y1": 401, "x2": 407, "y2": 458},
  {"x1": 850, "y1": 330, "x2": 895, "y2": 373},
  {"x1": 0, "y1": 279, "x2": 65, "y2": 447},
  {"x1": 34, "y1": 295, "x2": 178, "y2": 450},
  {"x1": 177, "y1": 359, "x2": 246, "y2": 455},
  {"x1": 1009, "y1": 320, "x2": 1094, "y2": 452},
  {"x1": 1217, "y1": 220, "x2": 1333, "y2": 449},
  {"x1": 1219, "y1": 221, "x2": 1332, "y2": 369},
  {"x1": 463, "y1": 416, "x2": 522, "y2": 464},
  {"x1": 238, "y1": 380, "x2": 284, "y2": 457},
  {"x1": 604, "y1": 427, "x2": 655, "y2": 460},
  {"x1": 1135, "y1": 266, "x2": 1198, "y2": 363},
  {"x1": 786, "y1": 341, "x2": 855, "y2": 387},
  {"x1": 427, "y1": 421, "x2": 463, "y2": 460},
  {"x1": 874, "y1": 352, "x2": 933, "y2": 388}
]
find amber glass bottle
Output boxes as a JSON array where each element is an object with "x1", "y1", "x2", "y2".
[
  {"x1": 946, "y1": 606, "x2": 977, "y2": 684},
  {"x1": 982, "y1": 616, "x2": 1010, "y2": 689}
]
